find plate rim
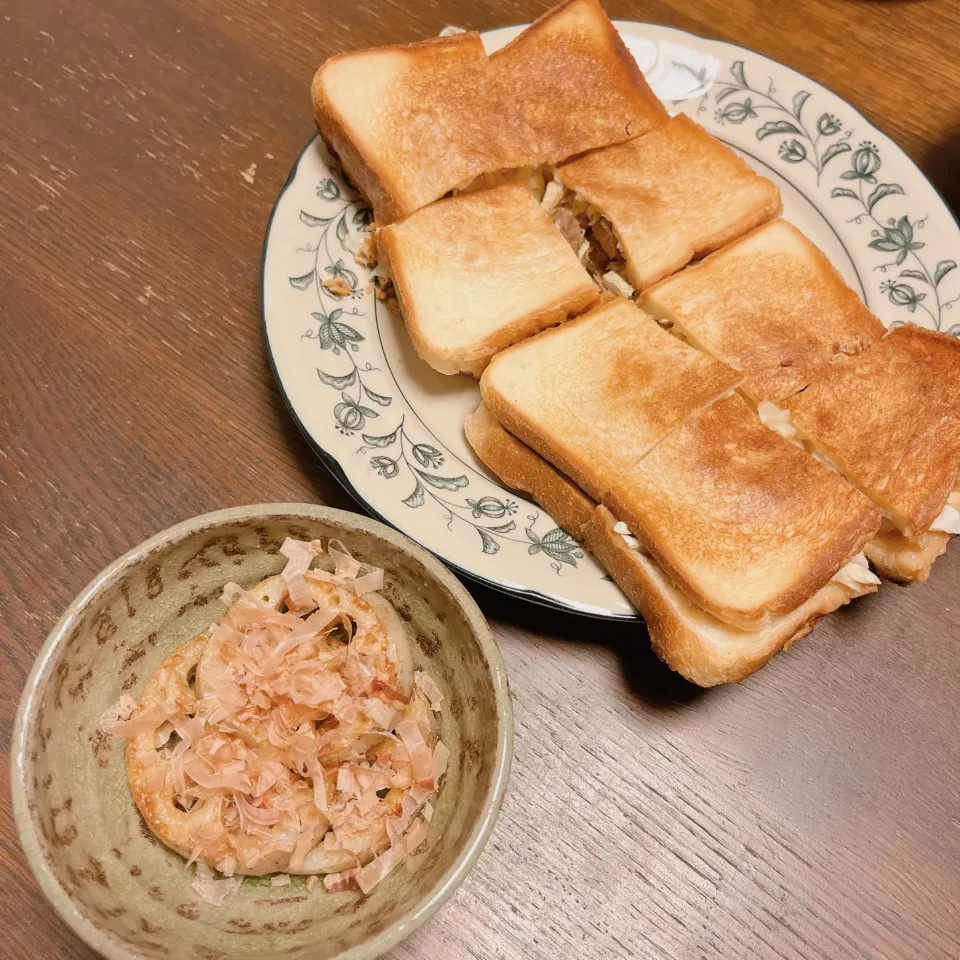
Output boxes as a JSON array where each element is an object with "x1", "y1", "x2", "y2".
[{"x1": 261, "y1": 18, "x2": 958, "y2": 622}]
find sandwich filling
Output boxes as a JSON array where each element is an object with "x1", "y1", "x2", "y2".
[
  {"x1": 537, "y1": 175, "x2": 635, "y2": 297},
  {"x1": 564, "y1": 196, "x2": 633, "y2": 295}
]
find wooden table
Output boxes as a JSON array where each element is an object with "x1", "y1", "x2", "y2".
[{"x1": 2, "y1": 1, "x2": 959, "y2": 956}]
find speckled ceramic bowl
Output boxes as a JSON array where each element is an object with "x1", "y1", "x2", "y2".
[{"x1": 12, "y1": 504, "x2": 513, "y2": 960}]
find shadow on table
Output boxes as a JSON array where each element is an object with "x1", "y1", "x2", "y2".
[
  {"x1": 922, "y1": 124, "x2": 960, "y2": 218},
  {"x1": 469, "y1": 579, "x2": 707, "y2": 710}
]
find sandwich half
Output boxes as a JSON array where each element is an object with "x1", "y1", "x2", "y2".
[
  {"x1": 640, "y1": 219, "x2": 887, "y2": 402},
  {"x1": 553, "y1": 114, "x2": 781, "y2": 292},
  {"x1": 479, "y1": 297, "x2": 743, "y2": 501},
  {"x1": 465, "y1": 400, "x2": 880, "y2": 686},
  {"x1": 312, "y1": 0, "x2": 666, "y2": 223},
  {"x1": 781, "y1": 323, "x2": 960, "y2": 581},
  {"x1": 602, "y1": 393, "x2": 882, "y2": 627},
  {"x1": 375, "y1": 183, "x2": 599, "y2": 376}
]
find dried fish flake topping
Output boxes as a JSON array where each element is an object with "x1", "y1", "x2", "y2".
[{"x1": 106, "y1": 537, "x2": 449, "y2": 904}]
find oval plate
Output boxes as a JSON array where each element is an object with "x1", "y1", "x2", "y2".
[{"x1": 263, "y1": 21, "x2": 960, "y2": 620}]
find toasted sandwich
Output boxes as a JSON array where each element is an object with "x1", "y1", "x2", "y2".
[
  {"x1": 465, "y1": 400, "x2": 880, "y2": 686},
  {"x1": 375, "y1": 183, "x2": 599, "y2": 376},
  {"x1": 311, "y1": 0, "x2": 666, "y2": 223},
  {"x1": 640, "y1": 219, "x2": 887, "y2": 402},
  {"x1": 780, "y1": 323, "x2": 960, "y2": 581},
  {"x1": 602, "y1": 393, "x2": 881, "y2": 627},
  {"x1": 479, "y1": 297, "x2": 743, "y2": 501},
  {"x1": 553, "y1": 114, "x2": 781, "y2": 292}
]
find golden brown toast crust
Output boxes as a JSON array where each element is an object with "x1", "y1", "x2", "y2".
[
  {"x1": 581, "y1": 507, "x2": 869, "y2": 687},
  {"x1": 463, "y1": 402, "x2": 873, "y2": 687},
  {"x1": 376, "y1": 183, "x2": 599, "y2": 377},
  {"x1": 786, "y1": 323, "x2": 960, "y2": 536},
  {"x1": 312, "y1": 33, "x2": 490, "y2": 224},
  {"x1": 312, "y1": 0, "x2": 666, "y2": 223},
  {"x1": 490, "y1": 0, "x2": 667, "y2": 154},
  {"x1": 640, "y1": 219, "x2": 887, "y2": 402},
  {"x1": 480, "y1": 297, "x2": 742, "y2": 503},
  {"x1": 557, "y1": 114, "x2": 781, "y2": 289},
  {"x1": 603, "y1": 394, "x2": 882, "y2": 626}
]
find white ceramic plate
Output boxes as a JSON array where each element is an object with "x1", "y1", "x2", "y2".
[{"x1": 263, "y1": 21, "x2": 960, "y2": 619}]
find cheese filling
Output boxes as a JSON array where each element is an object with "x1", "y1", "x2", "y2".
[{"x1": 613, "y1": 519, "x2": 644, "y2": 553}]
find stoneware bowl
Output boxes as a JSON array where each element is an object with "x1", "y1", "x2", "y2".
[{"x1": 12, "y1": 504, "x2": 513, "y2": 960}]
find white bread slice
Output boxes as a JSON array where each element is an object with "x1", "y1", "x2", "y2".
[
  {"x1": 640, "y1": 219, "x2": 887, "y2": 403},
  {"x1": 312, "y1": 0, "x2": 666, "y2": 224},
  {"x1": 603, "y1": 393, "x2": 882, "y2": 627},
  {"x1": 464, "y1": 399, "x2": 876, "y2": 687},
  {"x1": 785, "y1": 323, "x2": 960, "y2": 537},
  {"x1": 376, "y1": 183, "x2": 599, "y2": 377},
  {"x1": 556, "y1": 114, "x2": 781, "y2": 290},
  {"x1": 479, "y1": 297, "x2": 743, "y2": 502}
]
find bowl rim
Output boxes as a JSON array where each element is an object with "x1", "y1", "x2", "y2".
[{"x1": 11, "y1": 502, "x2": 514, "y2": 960}]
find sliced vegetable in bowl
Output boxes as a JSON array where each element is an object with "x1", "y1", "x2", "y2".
[{"x1": 13, "y1": 505, "x2": 512, "y2": 960}]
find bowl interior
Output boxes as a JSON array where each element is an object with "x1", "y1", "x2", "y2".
[{"x1": 16, "y1": 508, "x2": 509, "y2": 960}]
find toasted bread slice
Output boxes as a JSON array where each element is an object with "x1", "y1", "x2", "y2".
[
  {"x1": 785, "y1": 323, "x2": 960, "y2": 537},
  {"x1": 489, "y1": 0, "x2": 666, "y2": 160},
  {"x1": 582, "y1": 506, "x2": 877, "y2": 687},
  {"x1": 604, "y1": 393, "x2": 882, "y2": 627},
  {"x1": 312, "y1": 32, "x2": 493, "y2": 225},
  {"x1": 479, "y1": 297, "x2": 742, "y2": 502},
  {"x1": 640, "y1": 219, "x2": 887, "y2": 402},
  {"x1": 758, "y1": 385, "x2": 959, "y2": 582},
  {"x1": 556, "y1": 114, "x2": 781, "y2": 290},
  {"x1": 376, "y1": 183, "x2": 599, "y2": 376},
  {"x1": 464, "y1": 400, "x2": 877, "y2": 686},
  {"x1": 312, "y1": 0, "x2": 666, "y2": 223}
]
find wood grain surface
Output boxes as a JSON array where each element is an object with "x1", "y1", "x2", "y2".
[{"x1": 2, "y1": 1, "x2": 959, "y2": 957}]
